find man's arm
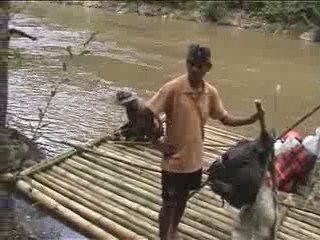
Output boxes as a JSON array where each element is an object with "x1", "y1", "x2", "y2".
[
  {"x1": 208, "y1": 84, "x2": 263, "y2": 127},
  {"x1": 219, "y1": 112, "x2": 261, "y2": 127},
  {"x1": 145, "y1": 84, "x2": 173, "y2": 152}
]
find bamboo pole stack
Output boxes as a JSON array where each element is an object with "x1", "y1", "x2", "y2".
[{"x1": 14, "y1": 125, "x2": 320, "y2": 240}]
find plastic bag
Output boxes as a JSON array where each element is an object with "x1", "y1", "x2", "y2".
[
  {"x1": 274, "y1": 137, "x2": 301, "y2": 156},
  {"x1": 302, "y1": 127, "x2": 320, "y2": 158}
]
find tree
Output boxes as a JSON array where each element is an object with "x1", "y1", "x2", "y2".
[{"x1": 0, "y1": 1, "x2": 9, "y2": 127}]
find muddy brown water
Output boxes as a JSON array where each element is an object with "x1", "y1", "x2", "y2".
[{"x1": 8, "y1": 2, "x2": 320, "y2": 239}]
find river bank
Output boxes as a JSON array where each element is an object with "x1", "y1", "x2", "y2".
[{"x1": 53, "y1": 0, "x2": 320, "y2": 42}]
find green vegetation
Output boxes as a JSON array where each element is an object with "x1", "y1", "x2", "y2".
[
  {"x1": 246, "y1": 1, "x2": 320, "y2": 30},
  {"x1": 177, "y1": 1, "x2": 320, "y2": 30},
  {"x1": 55, "y1": 1, "x2": 320, "y2": 33}
]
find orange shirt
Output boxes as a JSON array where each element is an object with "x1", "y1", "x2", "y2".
[{"x1": 146, "y1": 74, "x2": 228, "y2": 173}]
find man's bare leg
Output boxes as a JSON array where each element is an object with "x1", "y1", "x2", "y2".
[{"x1": 169, "y1": 192, "x2": 188, "y2": 239}]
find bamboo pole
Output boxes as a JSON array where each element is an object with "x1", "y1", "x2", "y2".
[
  {"x1": 205, "y1": 134, "x2": 238, "y2": 146},
  {"x1": 99, "y1": 143, "x2": 218, "y2": 186},
  {"x1": 81, "y1": 146, "x2": 220, "y2": 201},
  {"x1": 73, "y1": 153, "x2": 235, "y2": 222},
  {"x1": 282, "y1": 219, "x2": 320, "y2": 239},
  {"x1": 99, "y1": 143, "x2": 218, "y2": 181},
  {"x1": 204, "y1": 125, "x2": 249, "y2": 139},
  {"x1": 287, "y1": 211, "x2": 320, "y2": 229},
  {"x1": 70, "y1": 156, "x2": 233, "y2": 233},
  {"x1": 15, "y1": 180, "x2": 117, "y2": 240},
  {"x1": 46, "y1": 170, "x2": 156, "y2": 226},
  {"x1": 50, "y1": 165, "x2": 160, "y2": 216},
  {"x1": 82, "y1": 149, "x2": 233, "y2": 215},
  {"x1": 290, "y1": 208, "x2": 320, "y2": 223},
  {"x1": 105, "y1": 139, "x2": 233, "y2": 149},
  {"x1": 204, "y1": 127, "x2": 246, "y2": 142},
  {"x1": 89, "y1": 145, "x2": 162, "y2": 172},
  {"x1": 0, "y1": 173, "x2": 16, "y2": 183},
  {"x1": 64, "y1": 159, "x2": 160, "y2": 204},
  {"x1": 46, "y1": 170, "x2": 160, "y2": 230},
  {"x1": 80, "y1": 148, "x2": 230, "y2": 212},
  {"x1": 99, "y1": 144, "x2": 161, "y2": 163},
  {"x1": 72, "y1": 155, "x2": 160, "y2": 190},
  {"x1": 282, "y1": 195, "x2": 320, "y2": 215},
  {"x1": 104, "y1": 141, "x2": 221, "y2": 165},
  {"x1": 33, "y1": 172, "x2": 159, "y2": 239},
  {"x1": 80, "y1": 151, "x2": 160, "y2": 185},
  {"x1": 81, "y1": 148, "x2": 221, "y2": 204},
  {"x1": 47, "y1": 169, "x2": 160, "y2": 225},
  {"x1": 27, "y1": 178, "x2": 144, "y2": 240},
  {"x1": 103, "y1": 131, "x2": 228, "y2": 160},
  {"x1": 21, "y1": 134, "x2": 109, "y2": 176},
  {"x1": 277, "y1": 226, "x2": 304, "y2": 240},
  {"x1": 62, "y1": 158, "x2": 233, "y2": 237},
  {"x1": 101, "y1": 136, "x2": 223, "y2": 169},
  {"x1": 20, "y1": 148, "x2": 77, "y2": 176},
  {"x1": 50, "y1": 165, "x2": 229, "y2": 240},
  {"x1": 54, "y1": 163, "x2": 228, "y2": 238},
  {"x1": 286, "y1": 216, "x2": 320, "y2": 236}
]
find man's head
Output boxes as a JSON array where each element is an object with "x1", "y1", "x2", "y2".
[{"x1": 186, "y1": 44, "x2": 212, "y2": 81}]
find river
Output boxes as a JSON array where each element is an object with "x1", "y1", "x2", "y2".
[{"x1": 8, "y1": 2, "x2": 320, "y2": 239}]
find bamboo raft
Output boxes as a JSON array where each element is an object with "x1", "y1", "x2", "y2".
[{"x1": 14, "y1": 125, "x2": 320, "y2": 240}]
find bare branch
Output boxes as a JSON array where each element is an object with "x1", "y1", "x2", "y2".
[
  {"x1": 83, "y1": 31, "x2": 99, "y2": 47},
  {"x1": 62, "y1": 62, "x2": 67, "y2": 72},
  {"x1": 9, "y1": 28, "x2": 37, "y2": 41},
  {"x1": 7, "y1": 112, "x2": 42, "y2": 122},
  {"x1": 79, "y1": 50, "x2": 90, "y2": 56},
  {"x1": 31, "y1": 77, "x2": 69, "y2": 141},
  {"x1": 314, "y1": 7, "x2": 320, "y2": 19},
  {"x1": 302, "y1": 13, "x2": 319, "y2": 29},
  {"x1": 65, "y1": 46, "x2": 73, "y2": 59},
  {"x1": 39, "y1": 122, "x2": 51, "y2": 129}
]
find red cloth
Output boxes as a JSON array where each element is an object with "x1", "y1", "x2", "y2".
[{"x1": 266, "y1": 145, "x2": 316, "y2": 193}]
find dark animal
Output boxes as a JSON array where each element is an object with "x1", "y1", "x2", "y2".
[
  {"x1": 114, "y1": 90, "x2": 163, "y2": 141},
  {"x1": 208, "y1": 132, "x2": 274, "y2": 209}
]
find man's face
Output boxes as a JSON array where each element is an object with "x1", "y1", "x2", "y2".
[{"x1": 187, "y1": 61, "x2": 212, "y2": 80}]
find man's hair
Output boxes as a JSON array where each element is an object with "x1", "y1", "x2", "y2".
[{"x1": 186, "y1": 44, "x2": 211, "y2": 65}]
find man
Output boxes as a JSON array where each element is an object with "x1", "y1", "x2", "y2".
[{"x1": 145, "y1": 44, "x2": 263, "y2": 240}]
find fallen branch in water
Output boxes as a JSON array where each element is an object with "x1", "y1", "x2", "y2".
[
  {"x1": 7, "y1": 112, "x2": 45, "y2": 122},
  {"x1": 83, "y1": 31, "x2": 98, "y2": 47},
  {"x1": 9, "y1": 28, "x2": 37, "y2": 41}
]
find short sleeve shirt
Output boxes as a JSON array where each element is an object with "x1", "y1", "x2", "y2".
[{"x1": 146, "y1": 74, "x2": 227, "y2": 173}]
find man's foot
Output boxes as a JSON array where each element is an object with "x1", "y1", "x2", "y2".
[{"x1": 168, "y1": 230, "x2": 182, "y2": 240}]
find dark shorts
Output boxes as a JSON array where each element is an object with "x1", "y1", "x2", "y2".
[{"x1": 161, "y1": 169, "x2": 202, "y2": 201}]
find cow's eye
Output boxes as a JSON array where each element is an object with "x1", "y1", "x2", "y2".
[{"x1": 222, "y1": 153, "x2": 229, "y2": 161}]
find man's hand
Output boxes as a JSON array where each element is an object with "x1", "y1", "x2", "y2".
[
  {"x1": 250, "y1": 106, "x2": 265, "y2": 123},
  {"x1": 151, "y1": 137, "x2": 177, "y2": 157},
  {"x1": 251, "y1": 100, "x2": 265, "y2": 122}
]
